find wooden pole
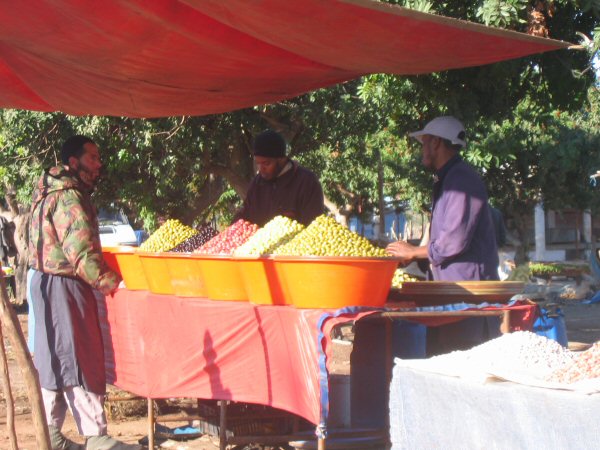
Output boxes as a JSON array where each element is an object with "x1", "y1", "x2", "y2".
[
  {"x1": 0, "y1": 319, "x2": 18, "y2": 450},
  {"x1": 317, "y1": 437, "x2": 326, "y2": 450},
  {"x1": 147, "y1": 398, "x2": 154, "y2": 450},
  {"x1": 0, "y1": 271, "x2": 50, "y2": 450},
  {"x1": 219, "y1": 400, "x2": 228, "y2": 450}
]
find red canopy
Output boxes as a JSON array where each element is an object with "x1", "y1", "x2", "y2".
[{"x1": 0, "y1": 0, "x2": 570, "y2": 118}]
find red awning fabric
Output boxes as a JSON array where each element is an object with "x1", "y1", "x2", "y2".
[{"x1": 0, "y1": 0, "x2": 570, "y2": 118}]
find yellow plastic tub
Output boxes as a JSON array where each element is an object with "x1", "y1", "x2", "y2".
[
  {"x1": 197, "y1": 255, "x2": 248, "y2": 302},
  {"x1": 111, "y1": 247, "x2": 149, "y2": 291},
  {"x1": 138, "y1": 252, "x2": 174, "y2": 295},
  {"x1": 165, "y1": 252, "x2": 208, "y2": 297}
]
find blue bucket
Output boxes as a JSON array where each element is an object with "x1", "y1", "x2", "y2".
[{"x1": 533, "y1": 307, "x2": 568, "y2": 347}]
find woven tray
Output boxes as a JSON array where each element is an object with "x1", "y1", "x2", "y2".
[{"x1": 388, "y1": 281, "x2": 524, "y2": 306}]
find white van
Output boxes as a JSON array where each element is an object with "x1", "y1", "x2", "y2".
[{"x1": 98, "y1": 208, "x2": 138, "y2": 247}]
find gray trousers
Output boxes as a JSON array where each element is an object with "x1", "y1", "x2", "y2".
[
  {"x1": 32, "y1": 271, "x2": 106, "y2": 394},
  {"x1": 43, "y1": 387, "x2": 107, "y2": 436}
]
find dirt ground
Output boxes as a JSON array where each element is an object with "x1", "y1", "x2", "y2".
[{"x1": 2, "y1": 294, "x2": 599, "y2": 450}]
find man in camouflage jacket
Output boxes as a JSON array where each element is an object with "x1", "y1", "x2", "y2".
[
  {"x1": 29, "y1": 136, "x2": 140, "y2": 450},
  {"x1": 29, "y1": 166, "x2": 119, "y2": 293}
]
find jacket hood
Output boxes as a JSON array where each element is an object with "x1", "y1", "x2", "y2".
[{"x1": 32, "y1": 166, "x2": 85, "y2": 206}]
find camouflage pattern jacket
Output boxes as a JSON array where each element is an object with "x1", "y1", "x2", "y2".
[{"x1": 29, "y1": 166, "x2": 121, "y2": 295}]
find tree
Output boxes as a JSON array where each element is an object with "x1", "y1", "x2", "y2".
[
  {"x1": 357, "y1": 0, "x2": 599, "y2": 261},
  {"x1": 477, "y1": 95, "x2": 600, "y2": 262}
]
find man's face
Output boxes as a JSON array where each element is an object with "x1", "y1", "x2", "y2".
[
  {"x1": 69, "y1": 142, "x2": 103, "y2": 188},
  {"x1": 420, "y1": 134, "x2": 440, "y2": 171},
  {"x1": 254, "y1": 155, "x2": 285, "y2": 181}
]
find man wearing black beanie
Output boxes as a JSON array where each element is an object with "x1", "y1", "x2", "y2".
[{"x1": 234, "y1": 129, "x2": 324, "y2": 226}]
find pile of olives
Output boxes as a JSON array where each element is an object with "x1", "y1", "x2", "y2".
[
  {"x1": 273, "y1": 215, "x2": 388, "y2": 257},
  {"x1": 195, "y1": 219, "x2": 258, "y2": 255},
  {"x1": 233, "y1": 216, "x2": 304, "y2": 257},
  {"x1": 391, "y1": 269, "x2": 418, "y2": 289},
  {"x1": 139, "y1": 219, "x2": 197, "y2": 252},
  {"x1": 171, "y1": 225, "x2": 219, "y2": 252}
]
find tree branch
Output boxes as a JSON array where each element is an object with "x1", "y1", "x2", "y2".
[{"x1": 333, "y1": 183, "x2": 358, "y2": 201}]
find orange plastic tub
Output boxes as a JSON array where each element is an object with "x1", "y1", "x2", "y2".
[
  {"x1": 273, "y1": 256, "x2": 398, "y2": 309},
  {"x1": 236, "y1": 257, "x2": 289, "y2": 305},
  {"x1": 138, "y1": 252, "x2": 175, "y2": 295},
  {"x1": 111, "y1": 247, "x2": 149, "y2": 291},
  {"x1": 165, "y1": 253, "x2": 207, "y2": 297},
  {"x1": 101, "y1": 246, "x2": 122, "y2": 276},
  {"x1": 197, "y1": 256, "x2": 248, "y2": 301}
]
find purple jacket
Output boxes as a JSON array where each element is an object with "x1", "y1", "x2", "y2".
[
  {"x1": 428, "y1": 156, "x2": 499, "y2": 281},
  {"x1": 234, "y1": 160, "x2": 324, "y2": 226}
]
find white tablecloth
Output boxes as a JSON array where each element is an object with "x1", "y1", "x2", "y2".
[{"x1": 390, "y1": 364, "x2": 600, "y2": 450}]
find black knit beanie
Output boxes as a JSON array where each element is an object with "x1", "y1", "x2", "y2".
[{"x1": 252, "y1": 130, "x2": 287, "y2": 158}]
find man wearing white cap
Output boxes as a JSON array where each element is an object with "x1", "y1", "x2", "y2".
[
  {"x1": 386, "y1": 116, "x2": 499, "y2": 281},
  {"x1": 387, "y1": 116, "x2": 501, "y2": 354}
]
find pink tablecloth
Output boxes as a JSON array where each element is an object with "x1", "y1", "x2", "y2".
[
  {"x1": 102, "y1": 290, "x2": 537, "y2": 425},
  {"x1": 103, "y1": 289, "x2": 376, "y2": 424}
]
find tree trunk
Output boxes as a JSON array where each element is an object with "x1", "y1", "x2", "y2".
[
  {"x1": 2, "y1": 191, "x2": 26, "y2": 304},
  {"x1": 180, "y1": 176, "x2": 226, "y2": 225},
  {"x1": 12, "y1": 211, "x2": 30, "y2": 305},
  {"x1": 210, "y1": 164, "x2": 252, "y2": 200},
  {"x1": 575, "y1": 212, "x2": 581, "y2": 258},
  {"x1": 0, "y1": 272, "x2": 50, "y2": 450},
  {"x1": 324, "y1": 196, "x2": 348, "y2": 226},
  {"x1": 375, "y1": 148, "x2": 385, "y2": 240},
  {"x1": 511, "y1": 210, "x2": 531, "y2": 266}
]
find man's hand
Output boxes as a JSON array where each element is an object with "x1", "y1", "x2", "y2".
[
  {"x1": 385, "y1": 240, "x2": 417, "y2": 266},
  {"x1": 107, "y1": 280, "x2": 125, "y2": 296},
  {"x1": 387, "y1": 241, "x2": 430, "y2": 267}
]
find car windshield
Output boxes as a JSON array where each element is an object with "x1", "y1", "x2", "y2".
[{"x1": 98, "y1": 208, "x2": 130, "y2": 226}]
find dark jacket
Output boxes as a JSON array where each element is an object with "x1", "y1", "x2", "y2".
[{"x1": 235, "y1": 160, "x2": 324, "y2": 226}]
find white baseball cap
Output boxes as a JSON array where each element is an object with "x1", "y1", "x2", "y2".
[{"x1": 409, "y1": 116, "x2": 466, "y2": 147}]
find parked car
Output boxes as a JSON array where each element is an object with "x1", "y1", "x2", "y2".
[{"x1": 98, "y1": 208, "x2": 138, "y2": 247}]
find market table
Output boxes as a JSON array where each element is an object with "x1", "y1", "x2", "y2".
[{"x1": 101, "y1": 289, "x2": 538, "y2": 448}]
